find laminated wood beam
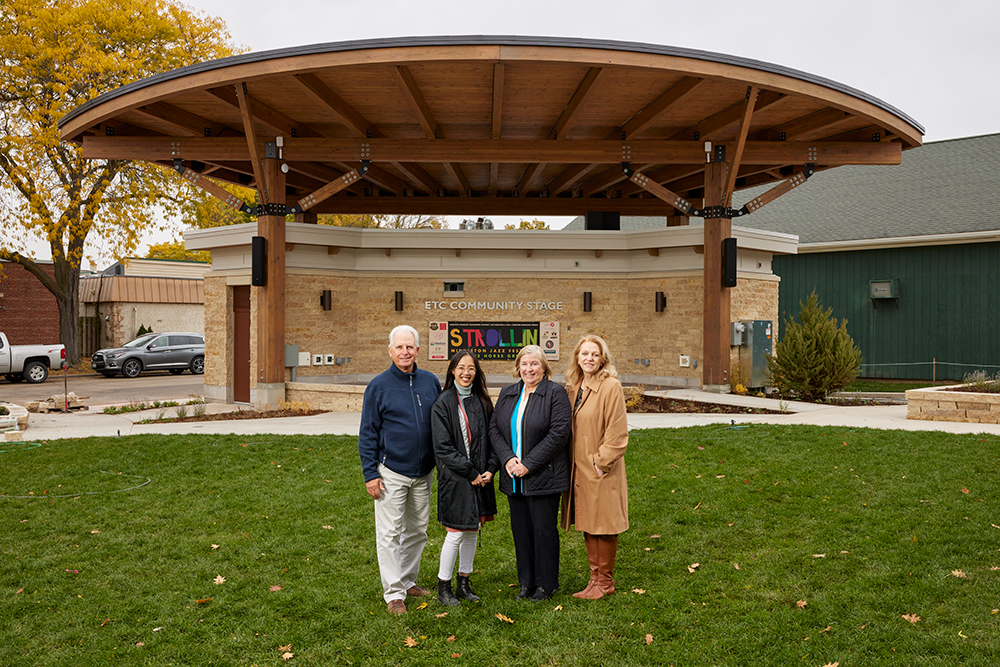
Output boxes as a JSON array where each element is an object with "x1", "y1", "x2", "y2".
[
  {"x1": 489, "y1": 63, "x2": 505, "y2": 197},
  {"x1": 624, "y1": 167, "x2": 695, "y2": 215},
  {"x1": 749, "y1": 107, "x2": 851, "y2": 142},
  {"x1": 291, "y1": 162, "x2": 370, "y2": 213},
  {"x1": 618, "y1": 76, "x2": 703, "y2": 138},
  {"x1": 723, "y1": 86, "x2": 758, "y2": 206},
  {"x1": 173, "y1": 162, "x2": 252, "y2": 213},
  {"x1": 84, "y1": 137, "x2": 902, "y2": 166},
  {"x1": 234, "y1": 83, "x2": 269, "y2": 205}
]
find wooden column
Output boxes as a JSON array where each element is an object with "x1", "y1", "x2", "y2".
[
  {"x1": 256, "y1": 155, "x2": 286, "y2": 407},
  {"x1": 702, "y1": 161, "x2": 731, "y2": 391}
]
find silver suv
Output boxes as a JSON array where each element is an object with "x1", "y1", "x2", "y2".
[{"x1": 92, "y1": 332, "x2": 205, "y2": 378}]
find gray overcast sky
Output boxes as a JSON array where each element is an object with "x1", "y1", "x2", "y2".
[
  {"x1": 188, "y1": 0, "x2": 998, "y2": 143},
  {"x1": 40, "y1": 0, "x2": 1000, "y2": 263}
]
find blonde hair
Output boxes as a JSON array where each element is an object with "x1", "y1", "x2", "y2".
[
  {"x1": 565, "y1": 334, "x2": 618, "y2": 386},
  {"x1": 512, "y1": 345, "x2": 552, "y2": 380}
]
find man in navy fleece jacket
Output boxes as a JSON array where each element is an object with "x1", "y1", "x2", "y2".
[{"x1": 359, "y1": 325, "x2": 441, "y2": 614}]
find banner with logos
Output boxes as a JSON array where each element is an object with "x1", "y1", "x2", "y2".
[{"x1": 428, "y1": 321, "x2": 559, "y2": 361}]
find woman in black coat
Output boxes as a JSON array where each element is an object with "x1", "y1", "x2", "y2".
[
  {"x1": 431, "y1": 350, "x2": 499, "y2": 606},
  {"x1": 489, "y1": 344, "x2": 572, "y2": 601}
]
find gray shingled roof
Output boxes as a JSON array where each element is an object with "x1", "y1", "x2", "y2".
[{"x1": 564, "y1": 133, "x2": 1000, "y2": 243}]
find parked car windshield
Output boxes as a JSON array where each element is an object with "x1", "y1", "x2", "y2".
[{"x1": 122, "y1": 334, "x2": 159, "y2": 348}]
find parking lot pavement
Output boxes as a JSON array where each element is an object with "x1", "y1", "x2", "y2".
[{"x1": 0, "y1": 372, "x2": 203, "y2": 407}]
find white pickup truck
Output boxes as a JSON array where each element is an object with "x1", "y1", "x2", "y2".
[{"x1": 0, "y1": 332, "x2": 65, "y2": 383}]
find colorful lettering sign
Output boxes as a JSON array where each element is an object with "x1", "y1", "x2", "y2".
[{"x1": 447, "y1": 322, "x2": 541, "y2": 361}]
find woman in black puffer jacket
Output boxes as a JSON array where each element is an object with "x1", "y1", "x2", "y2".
[
  {"x1": 489, "y1": 345, "x2": 572, "y2": 601},
  {"x1": 431, "y1": 350, "x2": 499, "y2": 606}
]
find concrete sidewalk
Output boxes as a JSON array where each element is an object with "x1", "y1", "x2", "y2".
[{"x1": 9, "y1": 389, "x2": 1000, "y2": 440}]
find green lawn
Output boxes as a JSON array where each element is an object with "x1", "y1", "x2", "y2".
[{"x1": 3, "y1": 426, "x2": 1000, "y2": 666}]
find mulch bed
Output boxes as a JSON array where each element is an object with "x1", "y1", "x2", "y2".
[
  {"x1": 144, "y1": 408, "x2": 327, "y2": 424},
  {"x1": 628, "y1": 395, "x2": 784, "y2": 415}
]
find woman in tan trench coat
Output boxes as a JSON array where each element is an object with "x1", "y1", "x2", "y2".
[{"x1": 561, "y1": 334, "x2": 629, "y2": 599}]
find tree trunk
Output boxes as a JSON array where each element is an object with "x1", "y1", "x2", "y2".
[{"x1": 53, "y1": 255, "x2": 81, "y2": 366}]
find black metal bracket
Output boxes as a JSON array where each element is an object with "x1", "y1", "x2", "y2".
[
  {"x1": 621, "y1": 161, "x2": 633, "y2": 178},
  {"x1": 172, "y1": 158, "x2": 184, "y2": 174},
  {"x1": 690, "y1": 205, "x2": 746, "y2": 219},
  {"x1": 255, "y1": 202, "x2": 288, "y2": 217}
]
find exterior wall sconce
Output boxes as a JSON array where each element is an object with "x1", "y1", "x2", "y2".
[
  {"x1": 320, "y1": 290, "x2": 332, "y2": 311},
  {"x1": 583, "y1": 291, "x2": 592, "y2": 312},
  {"x1": 394, "y1": 291, "x2": 404, "y2": 312},
  {"x1": 655, "y1": 291, "x2": 666, "y2": 312}
]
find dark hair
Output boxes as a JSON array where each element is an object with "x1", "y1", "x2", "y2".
[{"x1": 444, "y1": 350, "x2": 494, "y2": 419}]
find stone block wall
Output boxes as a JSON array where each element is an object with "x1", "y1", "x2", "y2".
[
  {"x1": 201, "y1": 270, "x2": 780, "y2": 399},
  {"x1": 906, "y1": 386, "x2": 1000, "y2": 423}
]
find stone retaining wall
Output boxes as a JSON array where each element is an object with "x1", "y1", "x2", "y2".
[{"x1": 906, "y1": 385, "x2": 1000, "y2": 423}]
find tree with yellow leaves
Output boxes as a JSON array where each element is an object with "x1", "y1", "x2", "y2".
[
  {"x1": 504, "y1": 218, "x2": 550, "y2": 230},
  {"x1": 0, "y1": 0, "x2": 240, "y2": 364}
]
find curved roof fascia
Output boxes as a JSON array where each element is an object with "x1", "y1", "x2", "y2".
[{"x1": 59, "y1": 34, "x2": 923, "y2": 138}]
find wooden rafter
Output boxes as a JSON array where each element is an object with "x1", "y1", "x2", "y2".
[
  {"x1": 293, "y1": 163, "x2": 369, "y2": 213},
  {"x1": 490, "y1": 63, "x2": 505, "y2": 197},
  {"x1": 288, "y1": 74, "x2": 446, "y2": 195},
  {"x1": 723, "y1": 86, "x2": 758, "y2": 206},
  {"x1": 516, "y1": 67, "x2": 606, "y2": 194},
  {"x1": 134, "y1": 102, "x2": 232, "y2": 138},
  {"x1": 748, "y1": 107, "x2": 850, "y2": 142},
  {"x1": 234, "y1": 83, "x2": 268, "y2": 204},
  {"x1": 389, "y1": 65, "x2": 470, "y2": 194}
]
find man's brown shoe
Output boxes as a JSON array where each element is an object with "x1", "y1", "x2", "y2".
[
  {"x1": 387, "y1": 599, "x2": 406, "y2": 614},
  {"x1": 406, "y1": 585, "x2": 430, "y2": 597}
]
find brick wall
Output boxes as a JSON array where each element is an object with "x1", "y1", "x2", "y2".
[{"x1": 0, "y1": 262, "x2": 60, "y2": 345}]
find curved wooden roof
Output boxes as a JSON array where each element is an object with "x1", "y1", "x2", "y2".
[{"x1": 60, "y1": 36, "x2": 923, "y2": 217}]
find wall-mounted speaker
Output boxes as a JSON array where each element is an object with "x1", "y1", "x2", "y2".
[
  {"x1": 251, "y1": 236, "x2": 267, "y2": 286},
  {"x1": 722, "y1": 237, "x2": 737, "y2": 288}
]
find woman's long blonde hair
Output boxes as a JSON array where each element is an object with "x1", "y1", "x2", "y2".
[{"x1": 565, "y1": 334, "x2": 618, "y2": 386}]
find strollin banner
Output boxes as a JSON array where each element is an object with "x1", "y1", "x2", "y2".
[{"x1": 427, "y1": 322, "x2": 559, "y2": 361}]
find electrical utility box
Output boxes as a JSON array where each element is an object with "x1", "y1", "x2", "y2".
[{"x1": 738, "y1": 320, "x2": 773, "y2": 388}]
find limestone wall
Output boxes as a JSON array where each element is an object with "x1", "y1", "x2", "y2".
[{"x1": 906, "y1": 385, "x2": 1000, "y2": 423}]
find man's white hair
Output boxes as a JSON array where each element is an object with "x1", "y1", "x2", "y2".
[{"x1": 388, "y1": 325, "x2": 420, "y2": 348}]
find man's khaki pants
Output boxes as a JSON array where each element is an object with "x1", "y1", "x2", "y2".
[{"x1": 375, "y1": 463, "x2": 431, "y2": 603}]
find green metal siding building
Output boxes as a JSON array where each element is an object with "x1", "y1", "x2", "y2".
[{"x1": 773, "y1": 241, "x2": 1000, "y2": 380}]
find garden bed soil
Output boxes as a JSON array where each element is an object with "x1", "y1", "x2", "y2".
[
  {"x1": 628, "y1": 395, "x2": 784, "y2": 415},
  {"x1": 142, "y1": 408, "x2": 327, "y2": 424}
]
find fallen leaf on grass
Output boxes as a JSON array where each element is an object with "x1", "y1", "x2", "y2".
[
  {"x1": 645, "y1": 547, "x2": 652, "y2": 551},
  {"x1": 416, "y1": 602, "x2": 428, "y2": 610},
  {"x1": 135, "y1": 642, "x2": 144, "y2": 647},
  {"x1": 716, "y1": 475, "x2": 726, "y2": 479},
  {"x1": 796, "y1": 600, "x2": 808, "y2": 608},
  {"x1": 813, "y1": 554, "x2": 826, "y2": 558},
  {"x1": 554, "y1": 605, "x2": 563, "y2": 610},
  {"x1": 840, "y1": 551, "x2": 849, "y2": 554},
  {"x1": 734, "y1": 563, "x2": 740, "y2": 570},
  {"x1": 451, "y1": 653, "x2": 461, "y2": 658},
  {"x1": 901, "y1": 613, "x2": 920, "y2": 624},
  {"x1": 447, "y1": 635, "x2": 456, "y2": 642},
  {"x1": 821, "y1": 663, "x2": 839, "y2": 667},
  {"x1": 962, "y1": 488, "x2": 969, "y2": 494},
  {"x1": 860, "y1": 624, "x2": 867, "y2": 629},
  {"x1": 153, "y1": 627, "x2": 163, "y2": 632},
  {"x1": 270, "y1": 585, "x2": 283, "y2": 592},
  {"x1": 282, "y1": 652, "x2": 294, "y2": 660},
  {"x1": 650, "y1": 534, "x2": 660, "y2": 539},
  {"x1": 688, "y1": 563, "x2": 700, "y2": 573},
  {"x1": 100, "y1": 618, "x2": 110, "y2": 627},
  {"x1": 959, "y1": 631, "x2": 968, "y2": 638},
  {"x1": 991, "y1": 524, "x2": 1000, "y2": 529},
  {"x1": 645, "y1": 634, "x2": 654, "y2": 645},
  {"x1": 279, "y1": 644, "x2": 291, "y2": 651},
  {"x1": 211, "y1": 544, "x2": 220, "y2": 550},
  {"x1": 195, "y1": 598, "x2": 212, "y2": 604},
  {"x1": 213, "y1": 575, "x2": 226, "y2": 585},
  {"x1": 632, "y1": 588, "x2": 646, "y2": 594},
  {"x1": 495, "y1": 613, "x2": 515, "y2": 623},
  {"x1": 992, "y1": 609, "x2": 999, "y2": 615},
  {"x1": 404, "y1": 636, "x2": 418, "y2": 647},
  {"x1": 15, "y1": 588, "x2": 23, "y2": 594},
  {"x1": 952, "y1": 570, "x2": 967, "y2": 578},
  {"x1": 321, "y1": 526, "x2": 333, "y2": 530},
  {"x1": 435, "y1": 612, "x2": 448, "y2": 618},
  {"x1": 820, "y1": 625, "x2": 831, "y2": 633},
  {"x1": 90, "y1": 530, "x2": 100, "y2": 534}
]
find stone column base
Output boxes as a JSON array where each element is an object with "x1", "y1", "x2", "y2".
[
  {"x1": 253, "y1": 383, "x2": 286, "y2": 411},
  {"x1": 701, "y1": 383, "x2": 731, "y2": 394}
]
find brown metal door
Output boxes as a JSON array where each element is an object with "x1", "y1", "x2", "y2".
[{"x1": 233, "y1": 286, "x2": 251, "y2": 403}]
